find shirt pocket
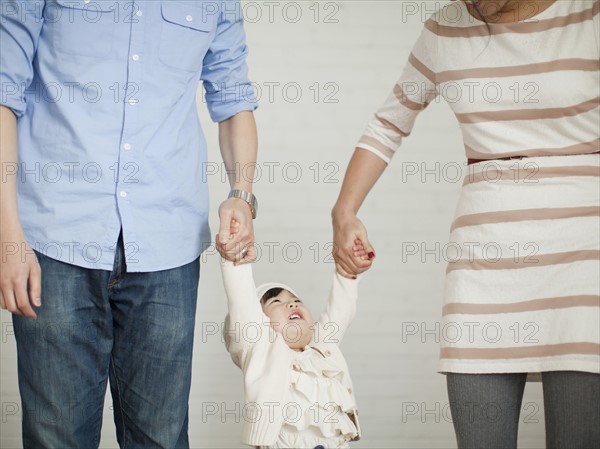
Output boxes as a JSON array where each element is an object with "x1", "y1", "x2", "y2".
[
  {"x1": 51, "y1": 0, "x2": 115, "y2": 57},
  {"x1": 159, "y1": 0, "x2": 216, "y2": 73}
]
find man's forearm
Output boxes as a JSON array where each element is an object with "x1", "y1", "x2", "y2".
[
  {"x1": 218, "y1": 110, "x2": 258, "y2": 191},
  {"x1": 0, "y1": 105, "x2": 23, "y2": 237}
]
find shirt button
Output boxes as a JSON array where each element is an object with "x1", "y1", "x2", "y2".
[
  {"x1": 347, "y1": 387, "x2": 353, "y2": 394},
  {"x1": 324, "y1": 350, "x2": 331, "y2": 357},
  {"x1": 84, "y1": 0, "x2": 90, "y2": 3},
  {"x1": 123, "y1": 143, "x2": 132, "y2": 150},
  {"x1": 119, "y1": 191, "x2": 127, "y2": 198},
  {"x1": 136, "y1": 9, "x2": 142, "y2": 16},
  {"x1": 185, "y1": 15, "x2": 193, "y2": 21},
  {"x1": 132, "y1": 54, "x2": 140, "y2": 61},
  {"x1": 127, "y1": 98, "x2": 137, "y2": 105}
]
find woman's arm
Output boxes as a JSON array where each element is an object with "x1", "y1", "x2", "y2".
[
  {"x1": 332, "y1": 14, "x2": 439, "y2": 278},
  {"x1": 332, "y1": 148, "x2": 387, "y2": 278}
]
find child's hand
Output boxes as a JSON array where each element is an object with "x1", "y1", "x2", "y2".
[
  {"x1": 229, "y1": 218, "x2": 240, "y2": 240},
  {"x1": 353, "y1": 239, "x2": 374, "y2": 261},
  {"x1": 216, "y1": 219, "x2": 239, "y2": 246},
  {"x1": 216, "y1": 218, "x2": 255, "y2": 265},
  {"x1": 332, "y1": 214, "x2": 375, "y2": 278}
]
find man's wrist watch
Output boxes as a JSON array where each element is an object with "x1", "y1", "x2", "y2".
[{"x1": 228, "y1": 189, "x2": 258, "y2": 219}]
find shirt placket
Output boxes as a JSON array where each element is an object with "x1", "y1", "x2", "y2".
[{"x1": 116, "y1": 0, "x2": 145, "y2": 264}]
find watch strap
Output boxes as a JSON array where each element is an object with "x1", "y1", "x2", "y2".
[{"x1": 228, "y1": 189, "x2": 258, "y2": 219}]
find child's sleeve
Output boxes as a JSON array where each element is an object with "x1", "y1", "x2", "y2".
[
  {"x1": 220, "y1": 259, "x2": 273, "y2": 367},
  {"x1": 316, "y1": 272, "x2": 360, "y2": 344}
]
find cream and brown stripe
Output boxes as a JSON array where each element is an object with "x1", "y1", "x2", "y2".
[
  {"x1": 450, "y1": 206, "x2": 599, "y2": 231},
  {"x1": 455, "y1": 97, "x2": 599, "y2": 124},
  {"x1": 463, "y1": 165, "x2": 600, "y2": 186},
  {"x1": 425, "y1": 0, "x2": 599, "y2": 38},
  {"x1": 393, "y1": 84, "x2": 427, "y2": 111},
  {"x1": 357, "y1": 0, "x2": 599, "y2": 374},
  {"x1": 443, "y1": 295, "x2": 600, "y2": 315},
  {"x1": 464, "y1": 139, "x2": 600, "y2": 159},
  {"x1": 408, "y1": 53, "x2": 436, "y2": 83},
  {"x1": 358, "y1": 1, "x2": 599, "y2": 164},
  {"x1": 441, "y1": 343, "x2": 600, "y2": 360},
  {"x1": 357, "y1": 136, "x2": 395, "y2": 160},
  {"x1": 446, "y1": 249, "x2": 600, "y2": 273},
  {"x1": 435, "y1": 58, "x2": 599, "y2": 84},
  {"x1": 375, "y1": 115, "x2": 410, "y2": 137}
]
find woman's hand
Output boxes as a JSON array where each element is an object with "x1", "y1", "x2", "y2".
[
  {"x1": 332, "y1": 212, "x2": 375, "y2": 278},
  {"x1": 331, "y1": 148, "x2": 387, "y2": 278}
]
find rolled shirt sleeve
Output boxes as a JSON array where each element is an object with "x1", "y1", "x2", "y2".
[
  {"x1": 3, "y1": 0, "x2": 258, "y2": 272},
  {"x1": 0, "y1": 0, "x2": 45, "y2": 118},
  {"x1": 200, "y1": 0, "x2": 257, "y2": 122}
]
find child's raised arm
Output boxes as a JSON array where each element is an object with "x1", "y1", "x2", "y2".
[
  {"x1": 220, "y1": 259, "x2": 276, "y2": 368},
  {"x1": 314, "y1": 268, "x2": 361, "y2": 345}
]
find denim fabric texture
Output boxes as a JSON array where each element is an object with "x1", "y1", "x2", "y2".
[{"x1": 13, "y1": 234, "x2": 200, "y2": 448}]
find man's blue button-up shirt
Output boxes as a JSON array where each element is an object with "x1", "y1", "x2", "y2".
[{"x1": 1, "y1": 0, "x2": 257, "y2": 271}]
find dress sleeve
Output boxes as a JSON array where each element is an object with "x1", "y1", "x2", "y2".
[
  {"x1": 593, "y1": 0, "x2": 599, "y2": 58},
  {"x1": 0, "y1": 0, "x2": 45, "y2": 118},
  {"x1": 356, "y1": 17, "x2": 439, "y2": 164},
  {"x1": 200, "y1": 0, "x2": 258, "y2": 122},
  {"x1": 315, "y1": 272, "x2": 360, "y2": 344}
]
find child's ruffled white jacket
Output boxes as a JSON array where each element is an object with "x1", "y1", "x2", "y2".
[{"x1": 221, "y1": 260, "x2": 362, "y2": 447}]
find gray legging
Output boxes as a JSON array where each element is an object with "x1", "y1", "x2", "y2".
[{"x1": 446, "y1": 371, "x2": 600, "y2": 449}]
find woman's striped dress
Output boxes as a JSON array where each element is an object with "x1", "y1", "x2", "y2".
[{"x1": 357, "y1": 0, "x2": 600, "y2": 374}]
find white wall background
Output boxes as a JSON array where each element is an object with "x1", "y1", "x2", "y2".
[{"x1": 1, "y1": 1, "x2": 547, "y2": 447}]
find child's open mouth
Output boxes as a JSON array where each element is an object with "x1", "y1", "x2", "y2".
[{"x1": 288, "y1": 312, "x2": 303, "y2": 320}]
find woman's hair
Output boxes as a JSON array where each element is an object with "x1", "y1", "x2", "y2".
[
  {"x1": 466, "y1": 0, "x2": 483, "y2": 17},
  {"x1": 464, "y1": 0, "x2": 492, "y2": 47},
  {"x1": 466, "y1": 0, "x2": 491, "y2": 24},
  {"x1": 467, "y1": 0, "x2": 520, "y2": 26},
  {"x1": 260, "y1": 287, "x2": 284, "y2": 304}
]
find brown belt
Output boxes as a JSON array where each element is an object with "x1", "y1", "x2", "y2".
[{"x1": 467, "y1": 151, "x2": 600, "y2": 166}]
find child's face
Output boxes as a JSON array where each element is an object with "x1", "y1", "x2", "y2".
[{"x1": 261, "y1": 290, "x2": 314, "y2": 351}]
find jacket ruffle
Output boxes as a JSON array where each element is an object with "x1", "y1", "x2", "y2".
[{"x1": 272, "y1": 348, "x2": 358, "y2": 447}]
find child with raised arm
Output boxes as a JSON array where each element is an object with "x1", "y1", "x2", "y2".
[{"x1": 220, "y1": 225, "x2": 366, "y2": 448}]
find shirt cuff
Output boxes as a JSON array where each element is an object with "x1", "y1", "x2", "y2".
[
  {"x1": 208, "y1": 100, "x2": 257, "y2": 123},
  {"x1": 0, "y1": 86, "x2": 26, "y2": 118}
]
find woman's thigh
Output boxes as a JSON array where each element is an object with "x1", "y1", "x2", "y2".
[
  {"x1": 446, "y1": 372, "x2": 527, "y2": 449},
  {"x1": 542, "y1": 370, "x2": 600, "y2": 449}
]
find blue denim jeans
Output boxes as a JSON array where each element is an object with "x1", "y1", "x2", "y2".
[{"x1": 13, "y1": 234, "x2": 200, "y2": 449}]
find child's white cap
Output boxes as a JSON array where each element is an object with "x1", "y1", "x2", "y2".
[{"x1": 256, "y1": 282, "x2": 299, "y2": 302}]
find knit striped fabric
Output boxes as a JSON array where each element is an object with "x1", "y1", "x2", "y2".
[{"x1": 358, "y1": 0, "x2": 600, "y2": 374}]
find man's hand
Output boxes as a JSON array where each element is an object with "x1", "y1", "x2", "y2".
[
  {"x1": 0, "y1": 106, "x2": 41, "y2": 320},
  {"x1": 216, "y1": 198, "x2": 256, "y2": 264},
  {"x1": 0, "y1": 231, "x2": 41, "y2": 320},
  {"x1": 216, "y1": 111, "x2": 257, "y2": 264}
]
